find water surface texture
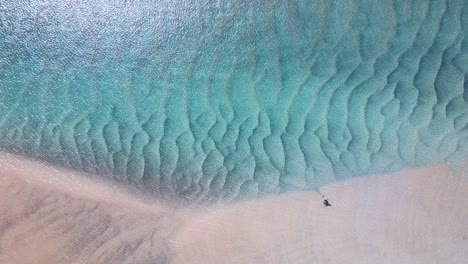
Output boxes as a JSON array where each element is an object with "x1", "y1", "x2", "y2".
[{"x1": 0, "y1": 0, "x2": 467, "y2": 202}]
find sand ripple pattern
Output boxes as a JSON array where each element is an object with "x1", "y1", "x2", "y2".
[{"x1": 0, "y1": 0, "x2": 467, "y2": 202}]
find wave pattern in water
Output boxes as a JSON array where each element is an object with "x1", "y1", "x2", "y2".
[{"x1": 0, "y1": 0, "x2": 467, "y2": 202}]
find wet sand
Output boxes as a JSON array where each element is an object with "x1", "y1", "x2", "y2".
[{"x1": 0, "y1": 152, "x2": 467, "y2": 263}]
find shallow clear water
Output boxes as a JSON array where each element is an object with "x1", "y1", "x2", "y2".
[{"x1": 0, "y1": 0, "x2": 467, "y2": 202}]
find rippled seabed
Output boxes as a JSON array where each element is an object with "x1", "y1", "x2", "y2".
[{"x1": 0, "y1": 0, "x2": 467, "y2": 203}]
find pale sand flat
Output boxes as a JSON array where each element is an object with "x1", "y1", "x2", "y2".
[{"x1": 0, "y1": 152, "x2": 467, "y2": 264}]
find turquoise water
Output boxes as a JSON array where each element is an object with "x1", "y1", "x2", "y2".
[{"x1": 0, "y1": 0, "x2": 467, "y2": 202}]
